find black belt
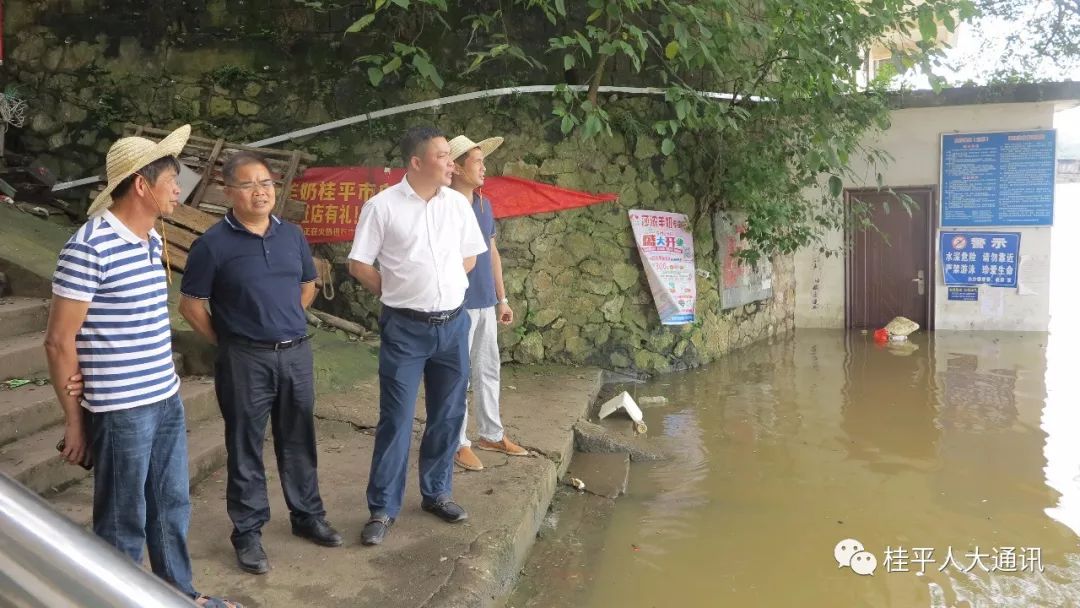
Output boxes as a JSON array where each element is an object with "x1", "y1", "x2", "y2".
[
  {"x1": 229, "y1": 334, "x2": 312, "y2": 350},
  {"x1": 386, "y1": 306, "x2": 462, "y2": 326}
]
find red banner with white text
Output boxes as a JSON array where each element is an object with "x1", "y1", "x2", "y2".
[{"x1": 292, "y1": 167, "x2": 618, "y2": 244}]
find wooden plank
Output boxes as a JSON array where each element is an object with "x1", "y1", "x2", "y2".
[
  {"x1": 307, "y1": 309, "x2": 368, "y2": 337},
  {"x1": 161, "y1": 225, "x2": 199, "y2": 251},
  {"x1": 201, "y1": 183, "x2": 230, "y2": 207},
  {"x1": 197, "y1": 203, "x2": 230, "y2": 216},
  {"x1": 163, "y1": 244, "x2": 188, "y2": 273},
  {"x1": 190, "y1": 138, "x2": 225, "y2": 208},
  {"x1": 123, "y1": 124, "x2": 316, "y2": 160},
  {"x1": 214, "y1": 143, "x2": 314, "y2": 164},
  {"x1": 274, "y1": 153, "x2": 302, "y2": 216},
  {"x1": 127, "y1": 124, "x2": 216, "y2": 146},
  {"x1": 109, "y1": 124, "x2": 319, "y2": 234},
  {"x1": 167, "y1": 203, "x2": 218, "y2": 234}
]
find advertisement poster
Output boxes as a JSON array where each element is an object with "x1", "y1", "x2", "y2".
[{"x1": 629, "y1": 210, "x2": 696, "y2": 325}]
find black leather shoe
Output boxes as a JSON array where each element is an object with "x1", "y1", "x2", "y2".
[
  {"x1": 421, "y1": 499, "x2": 469, "y2": 523},
  {"x1": 234, "y1": 539, "x2": 269, "y2": 575},
  {"x1": 360, "y1": 516, "x2": 394, "y2": 546},
  {"x1": 292, "y1": 517, "x2": 343, "y2": 547}
]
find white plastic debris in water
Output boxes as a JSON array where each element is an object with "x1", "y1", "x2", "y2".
[
  {"x1": 598, "y1": 391, "x2": 648, "y2": 434},
  {"x1": 638, "y1": 396, "x2": 669, "y2": 406}
]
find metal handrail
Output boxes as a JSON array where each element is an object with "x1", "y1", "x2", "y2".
[{"x1": 0, "y1": 472, "x2": 196, "y2": 607}]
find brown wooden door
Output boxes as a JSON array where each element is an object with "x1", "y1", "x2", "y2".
[{"x1": 846, "y1": 188, "x2": 935, "y2": 331}]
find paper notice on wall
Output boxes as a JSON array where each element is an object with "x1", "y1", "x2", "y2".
[
  {"x1": 716, "y1": 215, "x2": 773, "y2": 309},
  {"x1": 1017, "y1": 255, "x2": 1050, "y2": 296},
  {"x1": 628, "y1": 210, "x2": 696, "y2": 325},
  {"x1": 980, "y1": 286, "x2": 1005, "y2": 317}
]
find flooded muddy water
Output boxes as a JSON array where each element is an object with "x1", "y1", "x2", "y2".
[{"x1": 511, "y1": 329, "x2": 1080, "y2": 608}]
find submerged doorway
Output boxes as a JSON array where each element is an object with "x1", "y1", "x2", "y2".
[{"x1": 845, "y1": 187, "x2": 936, "y2": 330}]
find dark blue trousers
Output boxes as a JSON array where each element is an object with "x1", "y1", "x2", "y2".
[
  {"x1": 215, "y1": 340, "x2": 325, "y2": 544},
  {"x1": 368, "y1": 309, "x2": 470, "y2": 518}
]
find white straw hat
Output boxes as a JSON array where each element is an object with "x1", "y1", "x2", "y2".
[
  {"x1": 87, "y1": 124, "x2": 191, "y2": 218},
  {"x1": 448, "y1": 135, "x2": 503, "y2": 162}
]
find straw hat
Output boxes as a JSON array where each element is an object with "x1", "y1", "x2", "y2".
[
  {"x1": 87, "y1": 124, "x2": 191, "y2": 217},
  {"x1": 448, "y1": 135, "x2": 504, "y2": 162}
]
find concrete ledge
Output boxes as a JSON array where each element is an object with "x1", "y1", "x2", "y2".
[
  {"x1": 573, "y1": 419, "x2": 670, "y2": 462},
  {"x1": 890, "y1": 81, "x2": 1080, "y2": 109},
  {"x1": 184, "y1": 365, "x2": 601, "y2": 608},
  {"x1": 418, "y1": 458, "x2": 559, "y2": 608},
  {"x1": 0, "y1": 206, "x2": 71, "y2": 298}
]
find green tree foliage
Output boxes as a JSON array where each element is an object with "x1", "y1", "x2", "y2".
[
  {"x1": 972, "y1": 0, "x2": 1080, "y2": 80},
  {"x1": 338, "y1": 0, "x2": 970, "y2": 262}
]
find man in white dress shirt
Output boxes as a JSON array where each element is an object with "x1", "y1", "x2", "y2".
[{"x1": 348, "y1": 126, "x2": 488, "y2": 546}]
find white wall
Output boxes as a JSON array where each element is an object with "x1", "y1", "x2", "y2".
[{"x1": 794, "y1": 101, "x2": 1063, "y2": 331}]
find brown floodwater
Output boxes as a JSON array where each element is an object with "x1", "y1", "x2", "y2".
[{"x1": 510, "y1": 329, "x2": 1080, "y2": 608}]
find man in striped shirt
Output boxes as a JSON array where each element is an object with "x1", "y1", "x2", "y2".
[{"x1": 44, "y1": 126, "x2": 239, "y2": 608}]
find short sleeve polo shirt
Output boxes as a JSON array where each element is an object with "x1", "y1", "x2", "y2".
[
  {"x1": 464, "y1": 194, "x2": 497, "y2": 310},
  {"x1": 180, "y1": 212, "x2": 317, "y2": 343},
  {"x1": 52, "y1": 210, "x2": 180, "y2": 413}
]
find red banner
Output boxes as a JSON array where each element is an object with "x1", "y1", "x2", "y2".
[
  {"x1": 480, "y1": 175, "x2": 619, "y2": 220},
  {"x1": 291, "y1": 167, "x2": 403, "y2": 243},
  {"x1": 292, "y1": 167, "x2": 618, "y2": 244}
]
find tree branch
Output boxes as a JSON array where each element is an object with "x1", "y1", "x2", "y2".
[
  {"x1": 587, "y1": 8, "x2": 615, "y2": 106},
  {"x1": 587, "y1": 54, "x2": 611, "y2": 105},
  {"x1": 1033, "y1": 0, "x2": 1071, "y2": 55}
]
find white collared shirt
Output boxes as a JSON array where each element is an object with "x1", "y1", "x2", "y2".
[{"x1": 348, "y1": 176, "x2": 488, "y2": 312}]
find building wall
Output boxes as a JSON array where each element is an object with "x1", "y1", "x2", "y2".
[{"x1": 795, "y1": 101, "x2": 1063, "y2": 332}]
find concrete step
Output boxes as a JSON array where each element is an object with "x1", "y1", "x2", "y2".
[
  {"x1": 0, "y1": 379, "x2": 219, "y2": 496},
  {"x1": 0, "y1": 297, "x2": 49, "y2": 341},
  {"x1": 0, "y1": 331, "x2": 48, "y2": 382},
  {"x1": 0, "y1": 382, "x2": 62, "y2": 447},
  {"x1": 49, "y1": 414, "x2": 229, "y2": 528},
  {"x1": 565, "y1": 451, "x2": 630, "y2": 499}
]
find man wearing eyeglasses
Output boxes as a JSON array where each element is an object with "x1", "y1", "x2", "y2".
[{"x1": 179, "y1": 151, "x2": 341, "y2": 576}]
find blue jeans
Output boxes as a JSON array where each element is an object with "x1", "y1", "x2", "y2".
[
  {"x1": 368, "y1": 309, "x2": 470, "y2": 518},
  {"x1": 90, "y1": 391, "x2": 196, "y2": 597}
]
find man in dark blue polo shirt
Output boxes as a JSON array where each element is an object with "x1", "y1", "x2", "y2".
[{"x1": 179, "y1": 151, "x2": 341, "y2": 576}]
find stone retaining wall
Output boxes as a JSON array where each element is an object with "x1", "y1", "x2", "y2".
[{"x1": 6, "y1": 1, "x2": 793, "y2": 373}]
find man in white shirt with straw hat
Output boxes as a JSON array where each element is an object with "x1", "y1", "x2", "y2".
[
  {"x1": 447, "y1": 134, "x2": 529, "y2": 472},
  {"x1": 44, "y1": 125, "x2": 241, "y2": 608}
]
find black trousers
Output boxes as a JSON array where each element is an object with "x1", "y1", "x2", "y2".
[{"x1": 215, "y1": 339, "x2": 325, "y2": 543}]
